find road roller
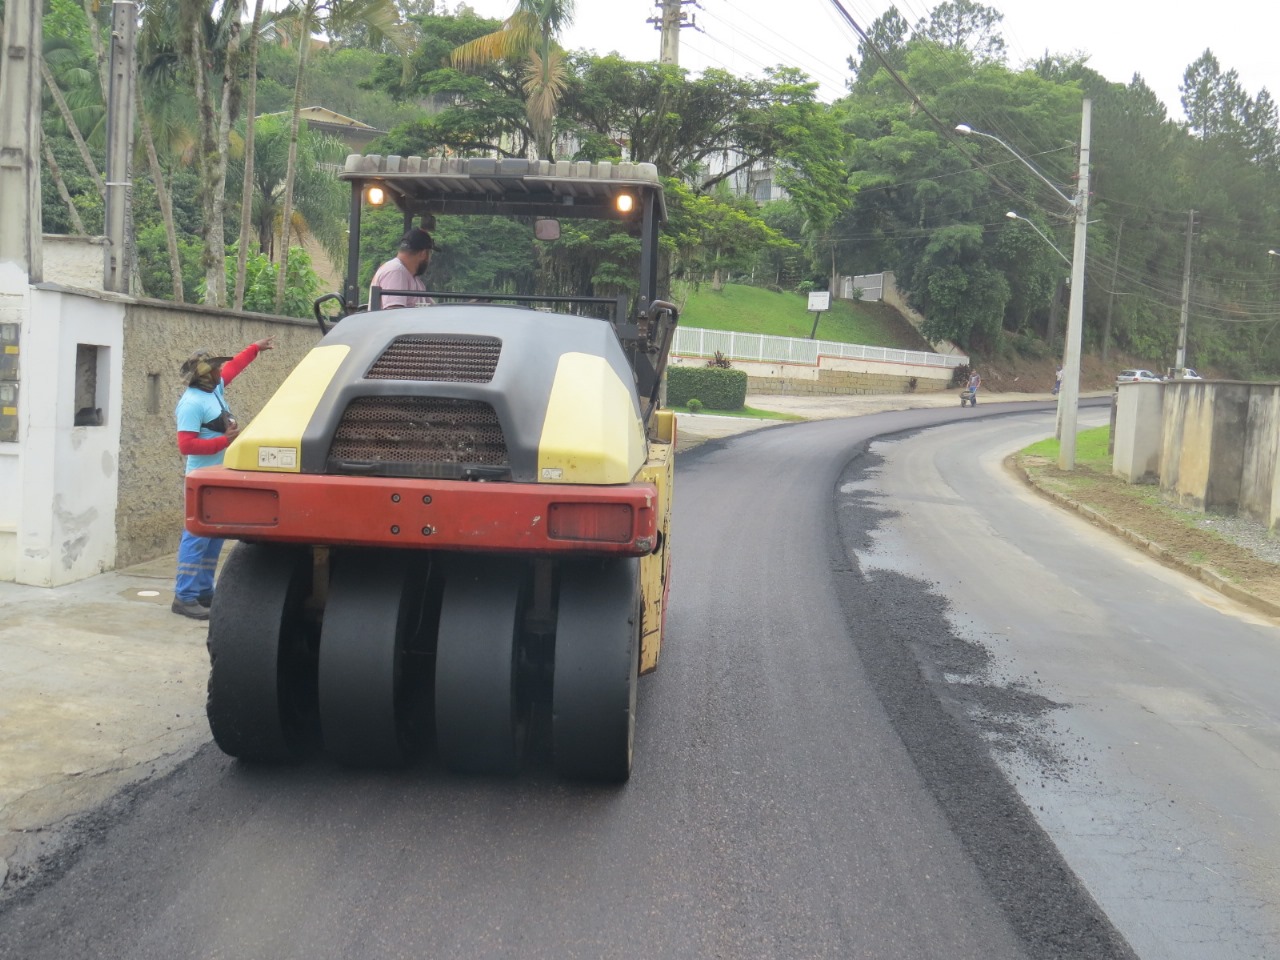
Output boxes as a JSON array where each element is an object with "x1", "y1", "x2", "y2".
[{"x1": 184, "y1": 156, "x2": 677, "y2": 781}]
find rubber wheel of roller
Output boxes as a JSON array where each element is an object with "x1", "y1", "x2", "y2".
[
  {"x1": 434, "y1": 558, "x2": 528, "y2": 775},
  {"x1": 318, "y1": 551, "x2": 428, "y2": 766},
  {"x1": 206, "y1": 542, "x2": 313, "y2": 761},
  {"x1": 552, "y1": 558, "x2": 640, "y2": 782}
]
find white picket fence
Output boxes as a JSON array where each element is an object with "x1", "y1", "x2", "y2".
[{"x1": 671, "y1": 326, "x2": 967, "y2": 369}]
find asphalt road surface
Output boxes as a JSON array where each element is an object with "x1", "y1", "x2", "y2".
[
  {"x1": 0, "y1": 400, "x2": 1169, "y2": 960},
  {"x1": 849, "y1": 409, "x2": 1280, "y2": 960}
]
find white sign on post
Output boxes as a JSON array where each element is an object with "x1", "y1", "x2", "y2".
[{"x1": 807, "y1": 291, "x2": 831, "y2": 312}]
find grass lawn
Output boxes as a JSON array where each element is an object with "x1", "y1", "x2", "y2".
[
  {"x1": 676, "y1": 281, "x2": 930, "y2": 350},
  {"x1": 1020, "y1": 425, "x2": 1112, "y2": 468}
]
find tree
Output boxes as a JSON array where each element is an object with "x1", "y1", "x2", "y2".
[
  {"x1": 450, "y1": 0, "x2": 575, "y2": 159},
  {"x1": 272, "y1": 0, "x2": 412, "y2": 311},
  {"x1": 912, "y1": 0, "x2": 1005, "y2": 63},
  {"x1": 848, "y1": 5, "x2": 909, "y2": 90},
  {"x1": 230, "y1": 113, "x2": 349, "y2": 270}
]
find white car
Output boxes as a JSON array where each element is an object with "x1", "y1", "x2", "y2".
[{"x1": 1116, "y1": 369, "x2": 1162, "y2": 383}]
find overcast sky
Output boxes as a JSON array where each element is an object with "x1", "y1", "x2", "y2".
[{"x1": 455, "y1": 0, "x2": 1275, "y2": 125}]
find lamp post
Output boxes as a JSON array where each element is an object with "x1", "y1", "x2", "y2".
[
  {"x1": 956, "y1": 101, "x2": 1091, "y2": 469},
  {"x1": 1006, "y1": 211, "x2": 1069, "y2": 264}
]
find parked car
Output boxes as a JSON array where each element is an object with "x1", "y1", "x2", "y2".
[{"x1": 1116, "y1": 369, "x2": 1162, "y2": 383}]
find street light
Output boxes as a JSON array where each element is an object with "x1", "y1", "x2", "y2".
[
  {"x1": 956, "y1": 106, "x2": 1092, "y2": 470},
  {"x1": 955, "y1": 124, "x2": 1075, "y2": 209},
  {"x1": 1006, "y1": 211, "x2": 1069, "y2": 264}
]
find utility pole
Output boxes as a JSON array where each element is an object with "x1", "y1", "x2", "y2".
[
  {"x1": 1175, "y1": 209, "x2": 1196, "y2": 373},
  {"x1": 649, "y1": 0, "x2": 698, "y2": 65},
  {"x1": 0, "y1": 0, "x2": 44, "y2": 283},
  {"x1": 103, "y1": 1, "x2": 138, "y2": 294},
  {"x1": 1058, "y1": 97, "x2": 1090, "y2": 471}
]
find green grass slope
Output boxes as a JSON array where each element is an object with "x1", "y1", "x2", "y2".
[{"x1": 676, "y1": 281, "x2": 933, "y2": 352}]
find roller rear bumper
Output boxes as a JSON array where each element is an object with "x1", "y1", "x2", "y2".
[{"x1": 185, "y1": 467, "x2": 660, "y2": 555}]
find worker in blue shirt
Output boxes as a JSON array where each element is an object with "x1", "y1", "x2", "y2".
[{"x1": 172, "y1": 337, "x2": 274, "y2": 619}]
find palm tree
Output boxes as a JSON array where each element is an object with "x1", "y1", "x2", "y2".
[
  {"x1": 271, "y1": 0, "x2": 411, "y2": 312},
  {"x1": 231, "y1": 113, "x2": 348, "y2": 270},
  {"x1": 450, "y1": 0, "x2": 575, "y2": 161}
]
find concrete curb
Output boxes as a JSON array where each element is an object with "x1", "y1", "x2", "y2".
[{"x1": 1012, "y1": 460, "x2": 1280, "y2": 621}]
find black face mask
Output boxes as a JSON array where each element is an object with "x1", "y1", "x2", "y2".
[{"x1": 414, "y1": 254, "x2": 430, "y2": 277}]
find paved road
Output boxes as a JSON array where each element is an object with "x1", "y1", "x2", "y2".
[
  {"x1": 0, "y1": 401, "x2": 1135, "y2": 960},
  {"x1": 849, "y1": 409, "x2": 1280, "y2": 960}
]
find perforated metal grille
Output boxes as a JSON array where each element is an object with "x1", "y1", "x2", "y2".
[
  {"x1": 329, "y1": 397, "x2": 508, "y2": 466},
  {"x1": 365, "y1": 335, "x2": 501, "y2": 383}
]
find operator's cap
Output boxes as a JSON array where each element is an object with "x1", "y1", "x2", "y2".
[
  {"x1": 180, "y1": 350, "x2": 233, "y2": 385},
  {"x1": 398, "y1": 228, "x2": 435, "y2": 252}
]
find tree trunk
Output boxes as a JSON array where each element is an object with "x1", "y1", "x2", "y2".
[
  {"x1": 42, "y1": 136, "x2": 87, "y2": 234},
  {"x1": 191, "y1": 8, "x2": 243, "y2": 308},
  {"x1": 234, "y1": 0, "x2": 266, "y2": 311},
  {"x1": 40, "y1": 61, "x2": 105, "y2": 200},
  {"x1": 274, "y1": 8, "x2": 315, "y2": 313},
  {"x1": 136, "y1": 84, "x2": 184, "y2": 301},
  {"x1": 1046, "y1": 277, "x2": 1065, "y2": 346},
  {"x1": 211, "y1": 17, "x2": 243, "y2": 308}
]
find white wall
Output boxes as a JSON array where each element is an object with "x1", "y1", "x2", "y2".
[{"x1": 3, "y1": 287, "x2": 125, "y2": 585}]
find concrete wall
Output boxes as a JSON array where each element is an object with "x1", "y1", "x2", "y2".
[
  {"x1": 0, "y1": 279, "x2": 317, "y2": 584},
  {"x1": 114, "y1": 300, "x2": 316, "y2": 568},
  {"x1": 1112, "y1": 382, "x2": 1163, "y2": 483},
  {"x1": 0, "y1": 284, "x2": 127, "y2": 584},
  {"x1": 1114, "y1": 379, "x2": 1280, "y2": 531}
]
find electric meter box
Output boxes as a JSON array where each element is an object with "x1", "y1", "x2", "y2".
[
  {"x1": 0, "y1": 323, "x2": 17, "y2": 383},
  {"x1": 0, "y1": 381, "x2": 17, "y2": 442}
]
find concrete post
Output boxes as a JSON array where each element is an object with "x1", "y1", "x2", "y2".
[
  {"x1": 103, "y1": 1, "x2": 138, "y2": 294},
  {"x1": 0, "y1": 0, "x2": 44, "y2": 284},
  {"x1": 1058, "y1": 97, "x2": 1091, "y2": 470}
]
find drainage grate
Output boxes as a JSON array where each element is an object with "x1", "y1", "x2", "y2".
[
  {"x1": 365, "y1": 335, "x2": 501, "y2": 383},
  {"x1": 329, "y1": 396, "x2": 508, "y2": 468}
]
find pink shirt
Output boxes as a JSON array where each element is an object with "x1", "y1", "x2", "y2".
[{"x1": 370, "y1": 257, "x2": 434, "y2": 308}]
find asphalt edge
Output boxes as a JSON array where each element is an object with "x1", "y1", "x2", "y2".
[{"x1": 1009, "y1": 457, "x2": 1280, "y2": 621}]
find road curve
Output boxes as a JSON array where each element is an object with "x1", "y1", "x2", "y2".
[
  {"x1": 851, "y1": 409, "x2": 1280, "y2": 960},
  {"x1": 0, "y1": 401, "x2": 1128, "y2": 960}
]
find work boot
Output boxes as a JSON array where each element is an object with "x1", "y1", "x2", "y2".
[
  {"x1": 197, "y1": 591, "x2": 214, "y2": 608},
  {"x1": 172, "y1": 597, "x2": 211, "y2": 621}
]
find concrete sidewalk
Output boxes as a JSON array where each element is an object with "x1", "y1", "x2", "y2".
[
  {"x1": 0, "y1": 554, "x2": 212, "y2": 886},
  {"x1": 0, "y1": 388, "x2": 1065, "y2": 888}
]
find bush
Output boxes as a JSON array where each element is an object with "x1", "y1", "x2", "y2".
[
  {"x1": 686, "y1": 398, "x2": 704, "y2": 412},
  {"x1": 949, "y1": 363, "x2": 970, "y2": 388},
  {"x1": 668, "y1": 365, "x2": 748, "y2": 410}
]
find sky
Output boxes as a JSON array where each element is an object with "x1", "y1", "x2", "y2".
[{"x1": 453, "y1": 0, "x2": 1276, "y2": 125}]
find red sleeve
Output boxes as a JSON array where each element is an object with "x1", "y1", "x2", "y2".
[
  {"x1": 219, "y1": 343, "x2": 260, "y2": 386},
  {"x1": 177, "y1": 431, "x2": 230, "y2": 456}
]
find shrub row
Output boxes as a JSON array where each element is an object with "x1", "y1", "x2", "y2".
[{"x1": 667, "y1": 366, "x2": 748, "y2": 410}]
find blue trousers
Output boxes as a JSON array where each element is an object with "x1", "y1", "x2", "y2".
[{"x1": 176, "y1": 528, "x2": 224, "y2": 602}]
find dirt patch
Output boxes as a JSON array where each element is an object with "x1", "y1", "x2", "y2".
[{"x1": 1015, "y1": 456, "x2": 1280, "y2": 610}]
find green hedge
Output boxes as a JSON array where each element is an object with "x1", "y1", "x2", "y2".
[{"x1": 667, "y1": 366, "x2": 748, "y2": 410}]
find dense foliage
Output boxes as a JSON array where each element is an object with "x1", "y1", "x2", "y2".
[
  {"x1": 666, "y1": 366, "x2": 749, "y2": 410},
  {"x1": 31, "y1": 0, "x2": 1280, "y2": 377}
]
